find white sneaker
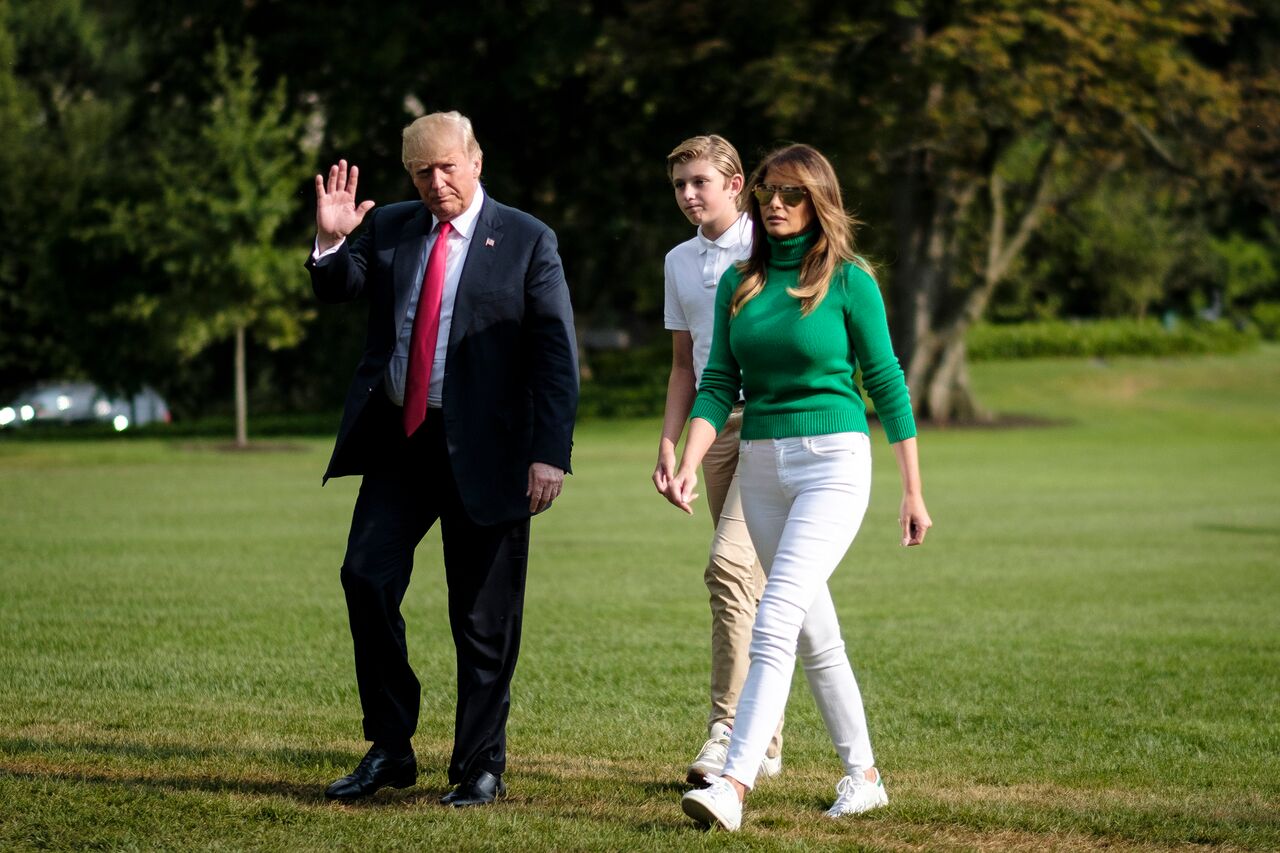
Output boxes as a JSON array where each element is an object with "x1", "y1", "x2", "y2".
[
  {"x1": 686, "y1": 722, "x2": 732, "y2": 784},
  {"x1": 758, "y1": 752, "x2": 783, "y2": 780},
  {"x1": 681, "y1": 774, "x2": 742, "y2": 831},
  {"x1": 825, "y1": 770, "x2": 888, "y2": 817}
]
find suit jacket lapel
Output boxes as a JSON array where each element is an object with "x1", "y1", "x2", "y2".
[
  {"x1": 392, "y1": 205, "x2": 432, "y2": 336},
  {"x1": 449, "y1": 196, "x2": 505, "y2": 349}
]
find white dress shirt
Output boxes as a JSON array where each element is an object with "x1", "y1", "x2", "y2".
[{"x1": 314, "y1": 187, "x2": 486, "y2": 407}]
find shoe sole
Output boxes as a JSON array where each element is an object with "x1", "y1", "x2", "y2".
[
  {"x1": 681, "y1": 795, "x2": 737, "y2": 831},
  {"x1": 324, "y1": 773, "x2": 417, "y2": 801},
  {"x1": 826, "y1": 794, "x2": 888, "y2": 817},
  {"x1": 446, "y1": 789, "x2": 506, "y2": 807}
]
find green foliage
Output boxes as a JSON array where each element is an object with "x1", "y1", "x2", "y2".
[
  {"x1": 996, "y1": 172, "x2": 1207, "y2": 322},
  {"x1": 1250, "y1": 301, "x2": 1280, "y2": 340},
  {"x1": 1207, "y1": 227, "x2": 1280, "y2": 309},
  {"x1": 577, "y1": 342, "x2": 670, "y2": 419},
  {"x1": 105, "y1": 36, "x2": 315, "y2": 359},
  {"x1": 0, "y1": 0, "x2": 136, "y2": 399},
  {"x1": 967, "y1": 318, "x2": 1258, "y2": 360},
  {"x1": 3, "y1": 1, "x2": 1278, "y2": 415}
]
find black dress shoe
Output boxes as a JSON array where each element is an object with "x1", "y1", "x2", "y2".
[
  {"x1": 440, "y1": 769, "x2": 505, "y2": 807},
  {"x1": 325, "y1": 745, "x2": 417, "y2": 801}
]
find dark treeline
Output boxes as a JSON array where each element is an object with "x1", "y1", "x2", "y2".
[{"x1": 2, "y1": 0, "x2": 1277, "y2": 430}]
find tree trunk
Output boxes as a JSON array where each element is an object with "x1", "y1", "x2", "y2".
[
  {"x1": 234, "y1": 324, "x2": 248, "y2": 449},
  {"x1": 894, "y1": 139, "x2": 1061, "y2": 424},
  {"x1": 892, "y1": 165, "x2": 987, "y2": 423},
  {"x1": 914, "y1": 322, "x2": 988, "y2": 424}
]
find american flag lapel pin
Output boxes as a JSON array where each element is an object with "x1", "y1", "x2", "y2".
[{"x1": 485, "y1": 237, "x2": 495, "y2": 247}]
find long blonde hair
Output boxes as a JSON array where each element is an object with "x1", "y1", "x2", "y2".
[{"x1": 731, "y1": 144, "x2": 873, "y2": 317}]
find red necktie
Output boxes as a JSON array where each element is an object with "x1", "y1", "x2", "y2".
[{"x1": 403, "y1": 220, "x2": 453, "y2": 436}]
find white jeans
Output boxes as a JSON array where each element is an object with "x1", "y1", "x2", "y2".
[{"x1": 720, "y1": 432, "x2": 875, "y2": 788}]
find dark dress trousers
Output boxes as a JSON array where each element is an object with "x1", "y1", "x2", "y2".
[{"x1": 307, "y1": 195, "x2": 578, "y2": 784}]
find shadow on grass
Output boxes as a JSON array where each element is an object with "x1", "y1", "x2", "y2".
[
  {"x1": 0, "y1": 736, "x2": 454, "y2": 806},
  {"x1": 172, "y1": 441, "x2": 310, "y2": 454},
  {"x1": 0, "y1": 764, "x2": 328, "y2": 803},
  {"x1": 917, "y1": 412, "x2": 1073, "y2": 430},
  {"x1": 0, "y1": 735, "x2": 351, "y2": 766},
  {"x1": 1197, "y1": 523, "x2": 1280, "y2": 537},
  {"x1": 636, "y1": 779, "x2": 691, "y2": 796}
]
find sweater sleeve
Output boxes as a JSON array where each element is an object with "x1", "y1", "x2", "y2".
[
  {"x1": 688, "y1": 266, "x2": 742, "y2": 432},
  {"x1": 844, "y1": 264, "x2": 917, "y2": 443}
]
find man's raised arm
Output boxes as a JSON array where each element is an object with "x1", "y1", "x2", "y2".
[{"x1": 315, "y1": 159, "x2": 376, "y2": 254}]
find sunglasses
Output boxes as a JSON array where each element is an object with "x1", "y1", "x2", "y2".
[{"x1": 752, "y1": 184, "x2": 809, "y2": 207}]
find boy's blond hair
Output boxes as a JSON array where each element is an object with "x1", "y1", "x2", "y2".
[{"x1": 665, "y1": 134, "x2": 744, "y2": 186}]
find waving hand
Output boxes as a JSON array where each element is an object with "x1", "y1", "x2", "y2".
[{"x1": 316, "y1": 159, "x2": 376, "y2": 252}]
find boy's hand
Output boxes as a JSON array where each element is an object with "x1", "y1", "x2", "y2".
[{"x1": 652, "y1": 447, "x2": 677, "y2": 493}]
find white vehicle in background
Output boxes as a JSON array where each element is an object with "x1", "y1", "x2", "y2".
[{"x1": 0, "y1": 382, "x2": 170, "y2": 432}]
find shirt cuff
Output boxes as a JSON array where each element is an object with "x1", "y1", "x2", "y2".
[
  {"x1": 689, "y1": 397, "x2": 731, "y2": 433},
  {"x1": 312, "y1": 236, "x2": 345, "y2": 261},
  {"x1": 881, "y1": 412, "x2": 918, "y2": 444}
]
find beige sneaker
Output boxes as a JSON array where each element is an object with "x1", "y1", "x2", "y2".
[
  {"x1": 686, "y1": 722, "x2": 732, "y2": 785},
  {"x1": 758, "y1": 752, "x2": 782, "y2": 780},
  {"x1": 825, "y1": 769, "x2": 888, "y2": 817}
]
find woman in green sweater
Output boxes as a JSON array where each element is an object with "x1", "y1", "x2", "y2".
[{"x1": 665, "y1": 144, "x2": 932, "y2": 831}]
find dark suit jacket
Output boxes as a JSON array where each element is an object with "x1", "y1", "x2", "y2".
[{"x1": 307, "y1": 194, "x2": 579, "y2": 526}]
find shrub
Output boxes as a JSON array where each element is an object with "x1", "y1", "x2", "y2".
[
  {"x1": 578, "y1": 341, "x2": 669, "y2": 419},
  {"x1": 966, "y1": 319, "x2": 1258, "y2": 360},
  {"x1": 1250, "y1": 302, "x2": 1280, "y2": 341}
]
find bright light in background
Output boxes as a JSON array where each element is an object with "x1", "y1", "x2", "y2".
[
  {"x1": 0, "y1": 407, "x2": 14, "y2": 426},
  {"x1": 20, "y1": 405, "x2": 35, "y2": 421},
  {"x1": 94, "y1": 400, "x2": 112, "y2": 416},
  {"x1": 56, "y1": 394, "x2": 72, "y2": 411},
  {"x1": 112, "y1": 415, "x2": 129, "y2": 432}
]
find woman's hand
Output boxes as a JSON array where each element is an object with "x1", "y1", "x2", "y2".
[
  {"x1": 662, "y1": 468, "x2": 700, "y2": 515},
  {"x1": 891, "y1": 437, "x2": 930, "y2": 546},
  {"x1": 898, "y1": 493, "x2": 932, "y2": 546}
]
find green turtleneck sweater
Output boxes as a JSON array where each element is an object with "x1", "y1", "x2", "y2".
[{"x1": 690, "y1": 230, "x2": 917, "y2": 444}]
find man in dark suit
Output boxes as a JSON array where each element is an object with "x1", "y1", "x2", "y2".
[{"x1": 308, "y1": 111, "x2": 578, "y2": 806}]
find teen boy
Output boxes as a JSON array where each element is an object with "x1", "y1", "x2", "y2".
[{"x1": 653, "y1": 135, "x2": 781, "y2": 783}]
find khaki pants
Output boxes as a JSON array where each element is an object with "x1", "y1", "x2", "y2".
[{"x1": 700, "y1": 407, "x2": 782, "y2": 758}]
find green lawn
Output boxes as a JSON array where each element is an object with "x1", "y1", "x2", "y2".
[{"x1": 2, "y1": 349, "x2": 1278, "y2": 851}]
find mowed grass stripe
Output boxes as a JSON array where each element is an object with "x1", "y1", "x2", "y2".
[{"x1": 0, "y1": 348, "x2": 1277, "y2": 850}]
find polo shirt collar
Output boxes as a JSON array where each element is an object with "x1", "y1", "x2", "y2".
[{"x1": 697, "y1": 212, "x2": 751, "y2": 254}]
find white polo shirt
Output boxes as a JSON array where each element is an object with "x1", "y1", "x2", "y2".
[{"x1": 662, "y1": 213, "x2": 753, "y2": 387}]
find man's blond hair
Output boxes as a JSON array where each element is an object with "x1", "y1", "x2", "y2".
[
  {"x1": 402, "y1": 111, "x2": 483, "y2": 170},
  {"x1": 665, "y1": 134, "x2": 744, "y2": 185}
]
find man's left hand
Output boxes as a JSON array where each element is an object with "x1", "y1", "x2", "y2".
[{"x1": 527, "y1": 463, "x2": 565, "y2": 513}]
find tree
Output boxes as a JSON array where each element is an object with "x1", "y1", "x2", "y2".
[
  {"x1": 992, "y1": 171, "x2": 1200, "y2": 322},
  {"x1": 570, "y1": 1, "x2": 1248, "y2": 419},
  {"x1": 0, "y1": 0, "x2": 141, "y2": 400},
  {"x1": 107, "y1": 37, "x2": 315, "y2": 446},
  {"x1": 865, "y1": 1, "x2": 1241, "y2": 420},
  {"x1": 740, "y1": 0, "x2": 1241, "y2": 420}
]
